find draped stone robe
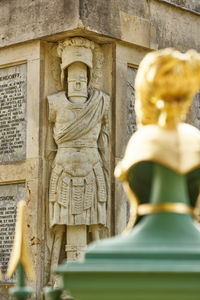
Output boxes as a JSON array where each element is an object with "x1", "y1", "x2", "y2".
[{"x1": 47, "y1": 89, "x2": 110, "y2": 228}]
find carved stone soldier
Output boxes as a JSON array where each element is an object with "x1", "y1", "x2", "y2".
[{"x1": 47, "y1": 38, "x2": 110, "y2": 278}]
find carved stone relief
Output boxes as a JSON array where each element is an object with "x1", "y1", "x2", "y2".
[{"x1": 46, "y1": 37, "x2": 110, "y2": 285}]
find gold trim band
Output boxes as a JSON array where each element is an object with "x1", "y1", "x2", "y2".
[
  {"x1": 122, "y1": 181, "x2": 197, "y2": 235},
  {"x1": 137, "y1": 202, "x2": 193, "y2": 216}
]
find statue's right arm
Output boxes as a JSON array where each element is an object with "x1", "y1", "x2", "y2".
[
  {"x1": 46, "y1": 95, "x2": 57, "y2": 166},
  {"x1": 46, "y1": 122, "x2": 57, "y2": 166}
]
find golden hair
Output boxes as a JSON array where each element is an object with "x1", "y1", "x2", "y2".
[{"x1": 135, "y1": 48, "x2": 200, "y2": 128}]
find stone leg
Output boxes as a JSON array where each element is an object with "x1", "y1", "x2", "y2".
[
  {"x1": 66, "y1": 225, "x2": 87, "y2": 261},
  {"x1": 49, "y1": 225, "x2": 65, "y2": 286},
  {"x1": 90, "y1": 224, "x2": 100, "y2": 241}
]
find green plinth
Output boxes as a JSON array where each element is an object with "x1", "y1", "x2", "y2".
[{"x1": 56, "y1": 163, "x2": 200, "y2": 300}]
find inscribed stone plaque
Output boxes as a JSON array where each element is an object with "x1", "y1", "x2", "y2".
[
  {"x1": 0, "y1": 183, "x2": 25, "y2": 283},
  {"x1": 192, "y1": 91, "x2": 200, "y2": 129},
  {"x1": 0, "y1": 64, "x2": 27, "y2": 163},
  {"x1": 186, "y1": 91, "x2": 200, "y2": 129},
  {"x1": 126, "y1": 66, "x2": 137, "y2": 223},
  {"x1": 127, "y1": 66, "x2": 137, "y2": 138}
]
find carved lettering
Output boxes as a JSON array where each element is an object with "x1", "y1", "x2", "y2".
[
  {"x1": 0, "y1": 184, "x2": 25, "y2": 284},
  {"x1": 0, "y1": 64, "x2": 27, "y2": 163},
  {"x1": 127, "y1": 66, "x2": 137, "y2": 138}
]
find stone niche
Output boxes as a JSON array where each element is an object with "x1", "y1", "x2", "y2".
[{"x1": 44, "y1": 38, "x2": 113, "y2": 287}]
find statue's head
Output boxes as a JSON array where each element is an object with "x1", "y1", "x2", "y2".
[
  {"x1": 57, "y1": 37, "x2": 95, "y2": 102},
  {"x1": 67, "y1": 61, "x2": 88, "y2": 102},
  {"x1": 135, "y1": 48, "x2": 200, "y2": 128}
]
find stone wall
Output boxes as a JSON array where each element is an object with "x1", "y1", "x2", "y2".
[
  {"x1": 161, "y1": 0, "x2": 200, "y2": 12},
  {"x1": 0, "y1": 0, "x2": 200, "y2": 52},
  {"x1": 0, "y1": 0, "x2": 199, "y2": 299}
]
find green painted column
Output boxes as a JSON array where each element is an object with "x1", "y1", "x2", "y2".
[
  {"x1": 56, "y1": 163, "x2": 200, "y2": 300},
  {"x1": 128, "y1": 164, "x2": 198, "y2": 246}
]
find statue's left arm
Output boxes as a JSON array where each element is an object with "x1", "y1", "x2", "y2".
[
  {"x1": 97, "y1": 93, "x2": 110, "y2": 233},
  {"x1": 98, "y1": 93, "x2": 110, "y2": 176}
]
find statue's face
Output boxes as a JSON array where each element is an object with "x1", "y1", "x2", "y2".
[{"x1": 67, "y1": 62, "x2": 88, "y2": 103}]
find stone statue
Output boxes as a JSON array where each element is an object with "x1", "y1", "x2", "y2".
[{"x1": 46, "y1": 38, "x2": 110, "y2": 279}]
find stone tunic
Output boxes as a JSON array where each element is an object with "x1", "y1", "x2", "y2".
[{"x1": 47, "y1": 89, "x2": 110, "y2": 227}]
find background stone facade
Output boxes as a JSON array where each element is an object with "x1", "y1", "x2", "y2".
[{"x1": 0, "y1": 0, "x2": 199, "y2": 298}]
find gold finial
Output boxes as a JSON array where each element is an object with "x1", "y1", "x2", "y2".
[
  {"x1": 135, "y1": 48, "x2": 200, "y2": 128},
  {"x1": 6, "y1": 200, "x2": 35, "y2": 280}
]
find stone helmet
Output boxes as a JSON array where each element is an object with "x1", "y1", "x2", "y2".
[{"x1": 57, "y1": 37, "x2": 95, "y2": 88}]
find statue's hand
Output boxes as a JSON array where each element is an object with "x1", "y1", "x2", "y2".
[{"x1": 46, "y1": 150, "x2": 56, "y2": 165}]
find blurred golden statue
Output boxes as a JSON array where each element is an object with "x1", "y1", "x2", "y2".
[
  {"x1": 115, "y1": 48, "x2": 200, "y2": 230},
  {"x1": 6, "y1": 201, "x2": 35, "y2": 279},
  {"x1": 135, "y1": 48, "x2": 200, "y2": 128}
]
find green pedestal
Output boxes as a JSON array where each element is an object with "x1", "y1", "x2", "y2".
[{"x1": 56, "y1": 164, "x2": 200, "y2": 300}]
